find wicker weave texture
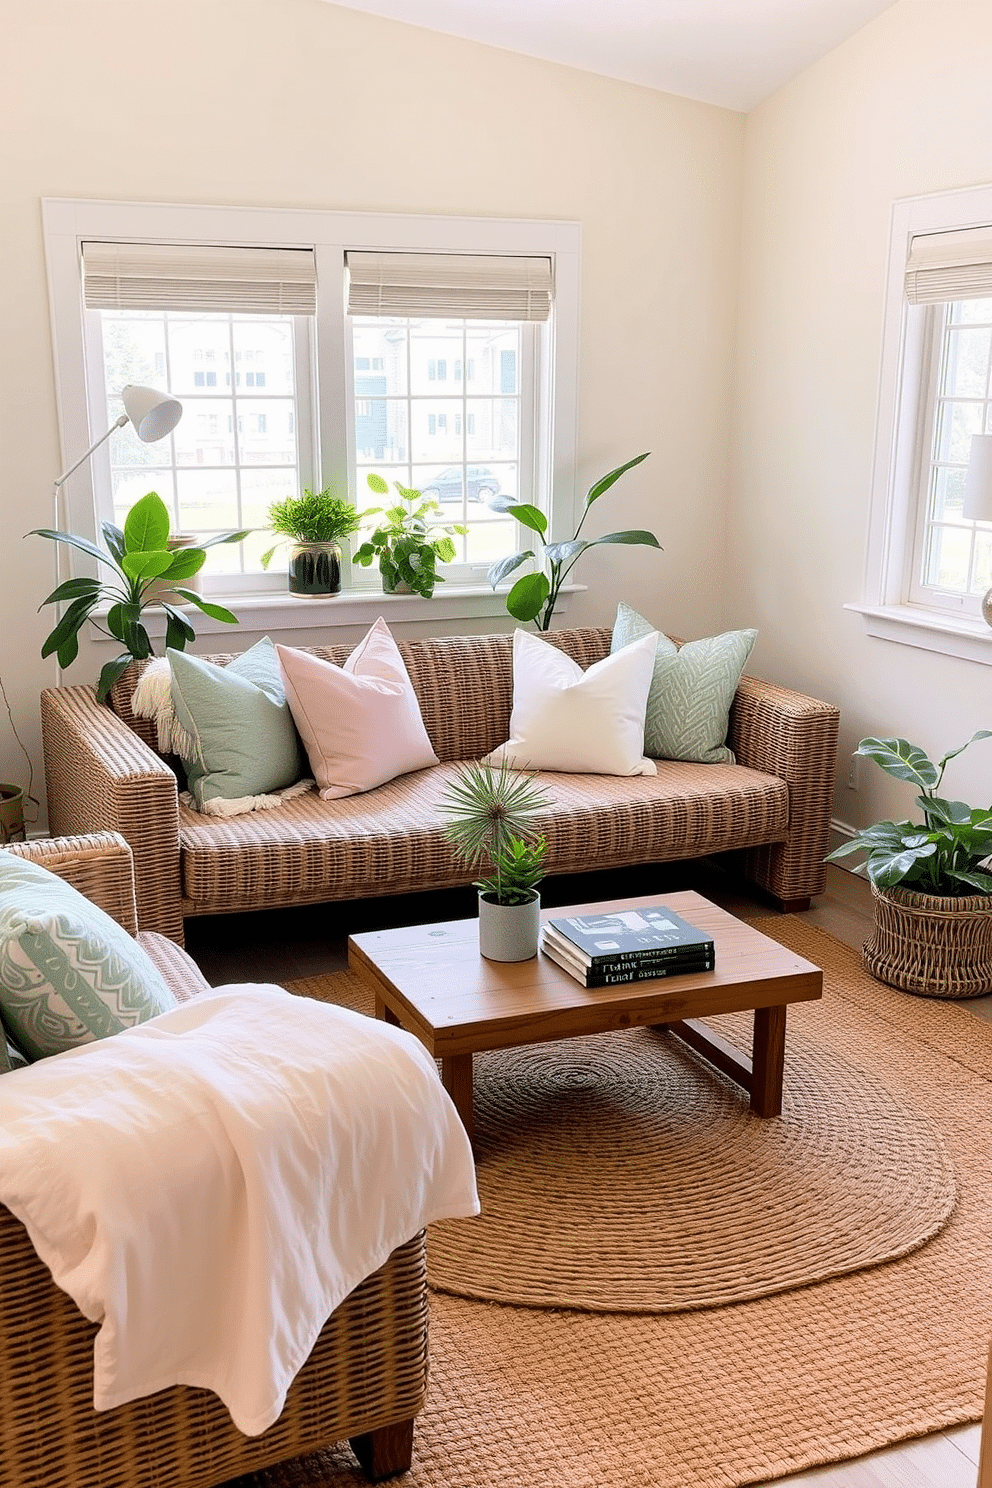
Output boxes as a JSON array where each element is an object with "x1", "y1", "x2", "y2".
[
  {"x1": 864, "y1": 883, "x2": 992, "y2": 998},
  {"x1": 4, "y1": 831, "x2": 140, "y2": 936},
  {"x1": 40, "y1": 686, "x2": 185, "y2": 943},
  {"x1": 0, "y1": 1219, "x2": 426, "y2": 1488},
  {"x1": 178, "y1": 758, "x2": 788, "y2": 916},
  {"x1": 43, "y1": 627, "x2": 841, "y2": 934}
]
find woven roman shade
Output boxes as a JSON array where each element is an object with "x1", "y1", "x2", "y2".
[
  {"x1": 346, "y1": 251, "x2": 553, "y2": 322},
  {"x1": 82, "y1": 242, "x2": 317, "y2": 315},
  {"x1": 904, "y1": 226, "x2": 992, "y2": 304}
]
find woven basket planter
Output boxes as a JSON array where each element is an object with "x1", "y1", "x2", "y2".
[{"x1": 863, "y1": 883, "x2": 992, "y2": 998}]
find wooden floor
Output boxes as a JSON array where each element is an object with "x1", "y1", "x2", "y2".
[{"x1": 183, "y1": 858, "x2": 988, "y2": 1488}]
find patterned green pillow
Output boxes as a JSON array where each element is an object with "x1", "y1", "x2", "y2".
[
  {"x1": 0, "y1": 853, "x2": 176, "y2": 1061},
  {"x1": 611, "y1": 604, "x2": 757, "y2": 764}
]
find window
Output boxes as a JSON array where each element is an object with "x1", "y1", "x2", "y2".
[
  {"x1": 43, "y1": 199, "x2": 579, "y2": 611},
  {"x1": 345, "y1": 250, "x2": 554, "y2": 574},
  {"x1": 860, "y1": 182, "x2": 992, "y2": 662}
]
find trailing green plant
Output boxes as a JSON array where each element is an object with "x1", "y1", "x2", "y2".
[
  {"x1": 487, "y1": 452, "x2": 661, "y2": 631},
  {"x1": 260, "y1": 488, "x2": 363, "y2": 569},
  {"x1": 825, "y1": 732, "x2": 992, "y2": 896},
  {"x1": 352, "y1": 473, "x2": 466, "y2": 599},
  {"x1": 438, "y1": 759, "x2": 551, "y2": 905},
  {"x1": 30, "y1": 490, "x2": 248, "y2": 703}
]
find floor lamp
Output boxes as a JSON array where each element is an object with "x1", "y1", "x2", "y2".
[
  {"x1": 963, "y1": 432, "x2": 992, "y2": 631},
  {"x1": 50, "y1": 385, "x2": 183, "y2": 680}
]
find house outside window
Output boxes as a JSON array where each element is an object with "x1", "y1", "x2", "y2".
[{"x1": 43, "y1": 199, "x2": 579, "y2": 611}]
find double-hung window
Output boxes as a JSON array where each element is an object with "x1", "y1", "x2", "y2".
[
  {"x1": 859, "y1": 183, "x2": 992, "y2": 662},
  {"x1": 43, "y1": 200, "x2": 580, "y2": 621}
]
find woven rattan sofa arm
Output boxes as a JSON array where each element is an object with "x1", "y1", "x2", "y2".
[
  {"x1": 40, "y1": 686, "x2": 184, "y2": 943},
  {"x1": 728, "y1": 674, "x2": 841, "y2": 908},
  {"x1": 4, "y1": 832, "x2": 140, "y2": 936}
]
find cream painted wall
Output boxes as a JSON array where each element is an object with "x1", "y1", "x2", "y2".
[
  {"x1": 732, "y1": 0, "x2": 992, "y2": 835},
  {"x1": 0, "y1": 0, "x2": 743, "y2": 807}
]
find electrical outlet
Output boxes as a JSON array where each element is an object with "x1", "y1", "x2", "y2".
[{"x1": 847, "y1": 756, "x2": 861, "y2": 792}]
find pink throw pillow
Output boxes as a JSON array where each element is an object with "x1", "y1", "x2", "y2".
[{"x1": 276, "y1": 619, "x2": 439, "y2": 799}]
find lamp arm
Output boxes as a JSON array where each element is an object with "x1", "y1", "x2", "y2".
[{"x1": 53, "y1": 414, "x2": 128, "y2": 495}]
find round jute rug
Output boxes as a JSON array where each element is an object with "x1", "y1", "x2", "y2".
[{"x1": 425, "y1": 1018, "x2": 955, "y2": 1311}]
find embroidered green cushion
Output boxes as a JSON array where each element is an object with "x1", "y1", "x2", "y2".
[
  {"x1": 168, "y1": 636, "x2": 304, "y2": 811},
  {"x1": 0, "y1": 852, "x2": 175, "y2": 1061},
  {"x1": 611, "y1": 603, "x2": 757, "y2": 765}
]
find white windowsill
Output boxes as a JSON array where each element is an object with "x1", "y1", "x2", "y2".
[
  {"x1": 846, "y1": 601, "x2": 992, "y2": 665},
  {"x1": 85, "y1": 582, "x2": 585, "y2": 646}
]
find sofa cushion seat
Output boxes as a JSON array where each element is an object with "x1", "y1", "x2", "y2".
[{"x1": 178, "y1": 760, "x2": 789, "y2": 917}]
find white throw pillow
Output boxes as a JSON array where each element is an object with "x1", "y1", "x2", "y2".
[{"x1": 487, "y1": 629, "x2": 659, "y2": 776}]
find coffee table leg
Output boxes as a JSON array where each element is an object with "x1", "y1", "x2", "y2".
[
  {"x1": 441, "y1": 1055, "x2": 474, "y2": 1144},
  {"x1": 751, "y1": 1004, "x2": 787, "y2": 1117},
  {"x1": 376, "y1": 995, "x2": 401, "y2": 1026}
]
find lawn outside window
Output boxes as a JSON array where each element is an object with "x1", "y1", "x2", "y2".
[{"x1": 43, "y1": 199, "x2": 580, "y2": 624}]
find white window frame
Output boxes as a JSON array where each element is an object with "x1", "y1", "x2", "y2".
[
  {"x1": 42, "y1": 197, "x2": 581, "y2": 634},
  {"x1": 853, "y1": 180, "x2": 992, "y2": 665}
]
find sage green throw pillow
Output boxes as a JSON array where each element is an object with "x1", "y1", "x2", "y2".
[
  {"x1": 0, "y1": 852, "x2": 175, "y2": 1061},
  {"x1": 611, "y1": 604, "x2": 757, "y2": 765},
  {"x1": 169, "y1": 637, "x2": 304, "y2": 811}
]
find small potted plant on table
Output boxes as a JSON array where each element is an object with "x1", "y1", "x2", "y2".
[
  {"x1": 439, "y1": 760, "x2": 551, "y2": 962},
  {"x1": 353, "y1": 474, "x2": 466, "y2": 598},
  {"x1": 261, "y1": 488, "x2": 363, "y2": 596},
  {"x1": 826, "y1": 731, "x2": 992, "y2": 997}
]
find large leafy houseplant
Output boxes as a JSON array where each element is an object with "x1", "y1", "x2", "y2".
[
  {"x1": 353, "y1": 473, "x2": 465, "y2": 599},
  {"x1": 487, "y1": 452, "x2": 661, "y2": 631},
  {"x1": 825, "y1": 732, "x2": 992, "y2": 895},
  {"x1": 31, "y1": 490, "x2": 248, "y2": 702}
]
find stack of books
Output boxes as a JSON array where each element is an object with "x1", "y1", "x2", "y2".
[{"x1": 540, "y1": 904, "x2": 716, "y2": 987}]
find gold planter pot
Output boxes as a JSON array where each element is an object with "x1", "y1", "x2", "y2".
[
  {"x1": 863, "y1": 882, "x2": 992, "y2": 998},
  {"x1": 0, "y1": 785, "x2": 26, "y2": 845}
]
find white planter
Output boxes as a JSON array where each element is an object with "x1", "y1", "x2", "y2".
[{"x1": 478, "y1": 892, "x2": 541, "y2": 963}]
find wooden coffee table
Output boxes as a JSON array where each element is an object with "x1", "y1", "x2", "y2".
[{"x1": 348, "y1": 891, "x2": 822, "y2": 1142}]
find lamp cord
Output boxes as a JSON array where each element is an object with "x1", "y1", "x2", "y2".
[{"x1": 0, "y1": 675, "x2": 40, "y2": 825}]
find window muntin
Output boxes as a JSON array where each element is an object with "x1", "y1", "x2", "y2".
[
  {"x1": 909, "y1": 298, "x2": 992, "y2": 614},
  {"x1": 350, "y1": 316, "x2": 539, "y2": 572},
  {"x1": 93, "y1": 308, "x2": 310, "y2": 578}
]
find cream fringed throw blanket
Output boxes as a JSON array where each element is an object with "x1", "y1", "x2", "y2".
[{"x1": 0, "y1": 987, "x2": 479, "y2": 1434}]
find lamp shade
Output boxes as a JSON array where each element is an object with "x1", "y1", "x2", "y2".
[
  {"x1": 120, "y1": 384, "x2": 183, "y2": 443},
  {"x1": 963, "y1": 433, "x2": 992, "y2": 524}
]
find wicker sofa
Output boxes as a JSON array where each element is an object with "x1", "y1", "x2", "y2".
[
  {"x1": 40, "y1": 626, "x2": 841, "y2": 944},
  {"x1": 0, "y1": 831, "x2": 428, "y2": 1488}
]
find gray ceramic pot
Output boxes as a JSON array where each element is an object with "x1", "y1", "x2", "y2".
[{"x1": 478, "y1": 892, "x2": 541, "y2": 962}]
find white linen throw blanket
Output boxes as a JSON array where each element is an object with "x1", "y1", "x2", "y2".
[{"x1": 0, "y1": 986, "x2": 479, "y2": 1435}]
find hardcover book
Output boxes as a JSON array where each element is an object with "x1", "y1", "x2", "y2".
[
  {"x1": 541, "y1": 923, "x2": 714, "y2": 975},
  {"x1": 540, "y1": 935, "x2": 714, "y2": 987},
  {"x1": 546, "y1": 904, "x2": 715, "y2": 966}
]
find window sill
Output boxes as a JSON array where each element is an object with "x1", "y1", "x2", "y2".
[
  {"x1": 85, "y1": 582, "x2": 585, "y2": 645},
  {"x1": 845, "y1": 601, "x2": 992, "y2": 665}
]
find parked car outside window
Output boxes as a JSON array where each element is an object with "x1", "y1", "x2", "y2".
[{"x1": 420, "y1": 466, "x2": 501, "y2": 503}]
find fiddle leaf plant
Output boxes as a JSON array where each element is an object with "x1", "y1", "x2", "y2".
[
  {"x1": 825, "y1": 732, "x2": 992, "y2": 896},
  {"x1": 30, "y1": 490, "x2": 249, "y2": 703},
  {"x1": 352, "y1": 473, "x2": 466, "y2": 598},
  {"x1": 487, "y1": 451, "x2": 661, "y2": 631}
]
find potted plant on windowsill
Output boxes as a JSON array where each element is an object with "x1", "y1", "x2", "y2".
[
  {"x1": 487, "y1": 452, "x2": 662, "y2": 631},
  {"x1": 825, "y1": 732, "x2": 992, "y2": 997},
  {"x1": 353, "y1": 474, "x2": 466, "y2": 599},
  {"x1": 29, "y1": 490, "x2": 248, "y2": 702},
  {"x1": 439, "y1": 760, "x2": 551, "y2": 962},
  {"x1": 260, "y1": 488, "x2": 363, "y2": 597}
]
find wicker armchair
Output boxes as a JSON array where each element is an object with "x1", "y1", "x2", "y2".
[{"x1": 0, "y1": 833, "x2": 428, "y2": 1488}]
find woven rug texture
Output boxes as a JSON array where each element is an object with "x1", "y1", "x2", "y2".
[{"x1": 226, "y1": 917, "x2": 992, "y2": 1488}]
